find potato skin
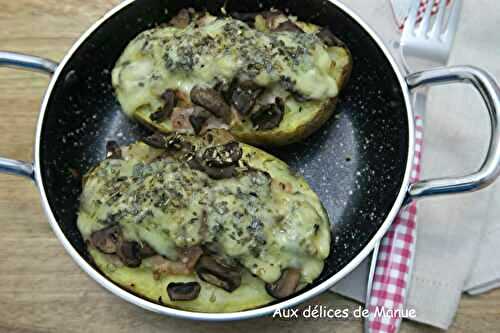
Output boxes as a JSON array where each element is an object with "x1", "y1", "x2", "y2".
[
  {"x1": 79, "y1": 129, "x2": 330, "y2": 312},
  {"x1": 129, "y1": 39, "x2": 352, "y2": 147},
  {"x1": 231, "y1": 48, "x2": 352, "y2": 146},
  {"x1": 89, "y1": 247, "x2": 274, "y2": 313},
  {"x1": 231, "y1": 97, "x2": 338, "y2": 146}
]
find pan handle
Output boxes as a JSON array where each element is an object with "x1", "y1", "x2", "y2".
[
  {"x1": 406, "y1": 66, "x2": 500, "y2": 201},
  {"x1": 0, "y1": 51, "x2": 58, "y2": 180}
]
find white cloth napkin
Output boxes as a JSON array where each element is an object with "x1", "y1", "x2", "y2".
[
  {"x1": 331, "y1": 0, "x2": 500, "y2": 330},
  {"x1": 464, "y1": 180, "x2": 500, "y2": 295}
]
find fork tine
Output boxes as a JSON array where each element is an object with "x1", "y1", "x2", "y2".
[
  {"x1": 443, "y1": 0, "x2": 462, "y2": 40},
  {"x1": 430, "y1": 0, "x2": 447, "y2": 38},
  {"x1": 404, "y1": 0, "x2": 421, "y2": 34},
  {"x1": 419, "y1": 0, "x2": 435, "y2": 35}
]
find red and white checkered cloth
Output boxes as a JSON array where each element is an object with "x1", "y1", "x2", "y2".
[
  {"x1": 391, "y1": 0, "x2": 452, "y2": 31},
  {"x1": 366, "y1": 2, "x2": 453, "y2": 330},
  {"x1": 366, "y1": 115, "x2": 423, "y2": 332}
]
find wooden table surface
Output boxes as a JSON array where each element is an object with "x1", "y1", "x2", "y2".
[{"x1": 1, "y1": 1, "x2": 499, "y2": 332}]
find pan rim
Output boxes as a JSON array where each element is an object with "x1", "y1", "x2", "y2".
[{"x1": 33, "y1": 0, "x2": 415, "y2": 321}]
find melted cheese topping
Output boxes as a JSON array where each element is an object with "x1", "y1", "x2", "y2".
[
  {"x1": 78, "y1": 141, "x2": 330, "y2": 285},
  {"x1": 112, "y1": 15, "x2": 340, "y2": 119}
]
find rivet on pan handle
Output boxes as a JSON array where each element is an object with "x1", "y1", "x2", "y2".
[
  {"x1": 406, "y1": 66, "x2": 500, "y2": 201},
  {"x1": 0, "y1": 51, "x2": 58, "y2": 180}
]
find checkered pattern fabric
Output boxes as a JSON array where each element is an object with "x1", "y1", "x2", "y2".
[
  {"x1": 391, "y1": 0, "x2": 452, "y2": 30},
  {"x1": 367, "y1": 116, "x2": 423, "y2": 332}
]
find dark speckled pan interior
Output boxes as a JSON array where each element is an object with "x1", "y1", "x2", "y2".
[{"x1": 39, "y1": 0, "x2": 409, "y2": 302}]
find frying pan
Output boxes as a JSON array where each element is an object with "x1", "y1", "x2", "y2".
[{"x1": 0, "y1": 0, "x2": 499, "y2": 321}]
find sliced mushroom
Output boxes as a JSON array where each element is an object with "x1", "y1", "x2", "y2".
[
  {"x1": 260, "y1": 10, "x2": 285, "y2": 30},
  {"x1": 90, "y1": 225, "x2": 153, "y2": 266},
  {"x1": 277, "y1": 76, "x2": 308, "y2": 103},
  {"x1": 188, "y1": 107, "x2": 211, "y2": 134},
  {"x1": 167, "y1": 282, "x2": 201, "y2": 301},
  {"x1": 261, "y1": 9, "x2": 285, "y2": 19},
  {"x1": 139, "y1": 242, "x2": 157, "y2": 258},
  {"x1": 202, "y1": 141, "x2": 243, "y2": 167},
  {"x1": 274, "y1": 20, "x2": 303, "y2": 33},
  {"x1": 265, "y1": 268, "x2": 301, "y2": 299},
  {"x1": 185, "y1": 153, "x2": 204, "y2": 171},
  {"x1": 169, "y1": 8, "x2": 192, "y2": 29},
  {"x1": 162, "y1": 89, "x2": 177, "y2": 105},
  {"x1": 106, "y1": 141, "x2": 122, "y2": 159},
  {"x1": 213, "y1": 79, "x2": 227, "y2": 94},
  {"x1": 196, "y1": 13, "x2": 217, "y2": 27},
  {"x1": 250, "y1": 97, "x2": 285, "y2": 130},
  {"x1": 116, "y1": 240, "x2": 142, "y2": 268},
  {"x1": 185, "y1": 149, "x2": 238, "y2": 180},
  {"x1": 317, "y1": 27, "x2": 344, "y2": 47},
  {"x1": 142, "y1": 132, "x2": 167, "y2": 149},
  {"x1": 188, "y1": 115, "x2": 205, "y2": 135},
  {"x1": 229, "y1": 12, "x2": 259, "y2": 25},
  {"x1": 227, "y1": 79, "x2": 263, "y2": 115},
  {"x1": 90, "y1": 225, "x2": 122, "y2": 254},
  {"x1": 190, "y1": 86, "x2": 232, "y2": 123},
  {"x1": 166, "y1": 134, "x2": 193, "y2": 151},
  {"x1": 202, "y1": 164, "x2": 237, "y2": 180},
  {"x1": 196, "y1": 255, "x2": 241, "y2": 292},
  {"x1": 150, "y1": 89, "x2": 176, "y2": 122}
]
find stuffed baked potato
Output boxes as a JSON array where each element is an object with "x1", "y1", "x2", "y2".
[
  {"x1": 77, "y1": 130, "x2": 330, "y2": 312},
  {"x1": 112, "y1": 9, "x2": 352, "y2": 146}
]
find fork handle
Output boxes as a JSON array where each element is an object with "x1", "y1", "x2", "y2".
[{"x1": 413, "y1": 89, "x2": 428, "y2": 118}]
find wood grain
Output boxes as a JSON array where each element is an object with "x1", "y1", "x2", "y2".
[{"x1": 0, "y1": 1, "x2": 498, "y2": 332}]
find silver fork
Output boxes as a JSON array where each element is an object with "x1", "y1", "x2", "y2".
[
  {"x1": 400, "y1": 0, "x2": 462, "y2": 74},
  {"x1": 364, "y1": 1, "x2": 462, "y2": 332},
  {"x1": 399, "y1": 0, "x2": 462, "y2": 118}
]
